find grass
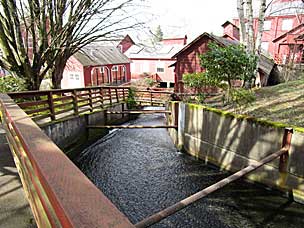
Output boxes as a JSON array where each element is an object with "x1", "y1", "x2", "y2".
[{"x1": 219, "y1": 78, "x2": 304, "y2": 127}]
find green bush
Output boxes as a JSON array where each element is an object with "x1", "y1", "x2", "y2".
[
  {"x1": 229, "y1": 88, "x2": 256, "y2": 109},
  {"x1": 0, "y1": 76, "x2": 25, "y2": 93},
  {"x1": 127, "y1": 87, "x2": 137, "y2": 109},
  {"x1": 144, "y1": 78, "x2": 154, "y2": 87}
]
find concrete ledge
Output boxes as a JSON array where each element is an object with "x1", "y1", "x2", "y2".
[{"x1": 167, "y1": 102, "x2": 304, "y2": 204}]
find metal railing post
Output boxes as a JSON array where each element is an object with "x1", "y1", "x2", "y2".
[{"x1": 279, "y1": 128, "x2": 293, "y2": 172}]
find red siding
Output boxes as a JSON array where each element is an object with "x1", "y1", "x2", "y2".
[
  {"x1": 118, "y1": 35, "x2": 134, "y2": 53},
  {"x1": 232, "y1": 13, "x2": 304, "y2": 64},
  {"x1": 175, "y1": 37, "x2": 211, "y2": 92}
]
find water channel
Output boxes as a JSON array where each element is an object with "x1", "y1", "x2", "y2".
[{"x1": 75, "y1": 109, "x2": 304, "y2": 228}]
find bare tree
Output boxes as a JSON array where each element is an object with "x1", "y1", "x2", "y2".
[
  {"x1": 255, "y1": 0, "x2": 267, "y2": 56},
  {"x1": 0, "y1": 0, "x2": 146, "y2": 90},
  {"x1": 237, "y1": 0, "x2": 246, "y2": 44}
]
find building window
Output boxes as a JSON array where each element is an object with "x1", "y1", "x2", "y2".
[
  {"x1": 156, "y1": 67, "x2": 164, "y2": 73},
  {"x1": 261, "y1": 42, "x2": 269, "y2": 51},
  {"x1": 100, "y1": 67, "x2": 104, "y2": 73},
  {"x1": 156, "y1": 61, "x2": 165, "y2": 73},
  {"x1": 69, "y1": 73, "x2": 80, "y2": 80},
  {"x1": 112, "y1": 66, "x2": 118, "y2": 71},
  {"x1": 263, "y1": 20, "x2": 272, "y2": 31},
  {"x1": 282, "y1": 19, "x2": 293, "y2": 31}
]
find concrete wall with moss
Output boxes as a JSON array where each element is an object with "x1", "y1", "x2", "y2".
[
  {"x1": 41, "y1": 103, "x2": 128, "y2": 152},
  {"x1": 167, "y1": 102, "x2": 304, "y2": 203}
]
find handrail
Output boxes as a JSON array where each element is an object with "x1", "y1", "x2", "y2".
[
  {"x1": 135, "y1": 128, "x2": 293, "y2": 228},
  {"x1": 8, "y1": 87, "x2": 128, "y2": 124},
  {"x1": 7, "y1": 86, "x2": 173, "y2": 124},
  {"x1": 0, "y1": 94, "x2": 135, "y2": 228}
]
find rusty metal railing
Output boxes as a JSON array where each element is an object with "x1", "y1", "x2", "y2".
[
  {"x1": 0, "y1": 94, "x2": 134, "y2": 228},
  {"x1": 135, "y1": 128, "x2": 293, "y2": 228}
]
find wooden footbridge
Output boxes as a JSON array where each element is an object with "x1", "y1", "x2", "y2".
[{"x1": 0, "y1": 85, "x2": 296, "y2": 228}]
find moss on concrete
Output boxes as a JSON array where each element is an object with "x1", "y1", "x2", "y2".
[{"x1": 185, "y1": 102, "x2": 304, "y2": 133}]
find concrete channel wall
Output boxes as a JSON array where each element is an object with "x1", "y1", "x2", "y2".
[
  {"x1": 41, "y1": 103, "x2": 128, "y2": 152},
  {"x1": 167, "y1": 102, "x2": 304, "y2": 203}
]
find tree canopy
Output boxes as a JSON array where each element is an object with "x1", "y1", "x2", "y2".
[
  {"x1": 199, "y1": 42, "x2": 258, "y2": 88},
  {"x1": 0, "y1": 0, "x2": 145, "y2": 90}
]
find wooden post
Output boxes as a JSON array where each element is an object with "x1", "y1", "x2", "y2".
[
  {"x1": 115, "y1": 88, "x2": 119, "y2": 103},
  {"x1": 109, "y1": 88, "x2": 112, "y2": 106},
  {"x1": 100, "y1": 88, "x2": 104, "y2": 108},
  {"x1": 122, "y1": 88, "x2": 125, "y2": 102},
  {"x1": 150, "y1": 91, "x2": 153, "y2": 106},
  {"x1": 72, "y1": 90, "x2": 79, "y2": 115},
  {"x1": 89, "y1": 88, "x2": 93, "y2": 112},
  {"x1": 121, "y1": 103, "x2": 125, "y2": 118},
  {"x1": 47, "y1": 92, "x2": 55, "y2": 121},
  {"x1": 279, "y1": 128, "x2": 293, "y2": 173}
]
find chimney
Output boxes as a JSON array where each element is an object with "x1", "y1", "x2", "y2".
[
  {"x1": 222, "y1": 21, "x2": 240, "y2": 41},
  {"x1": 184, "y1": 35, "x2": 188, "y2": 45}
]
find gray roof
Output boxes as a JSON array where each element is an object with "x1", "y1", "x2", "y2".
[
  {"x1": 74, "y1": 45, "x2": 131, "y2": 67},
  {"x1": 125, "y1": 43, "x2": 185, "y2": 59}
]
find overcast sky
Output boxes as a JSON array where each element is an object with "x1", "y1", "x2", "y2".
[{"x1": 146, "y1": 0, "x2": 238, "y2": 41}]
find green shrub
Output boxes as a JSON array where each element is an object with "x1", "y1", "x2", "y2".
[
  {"x1": 127, "y1": 87, "x2": 137, "y2": 109},
  {"x1": 229, "y1": 88, "x2": 256, "y2": 110},
  {"x1": 0, "y1": 76, "x2": 25, "y2": 93},
  {"x1": 144, "y1": 78, "x2": 154, "y2": 87}
]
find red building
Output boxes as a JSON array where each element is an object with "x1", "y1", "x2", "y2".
[
  {"x1": 172, "y1": 33, "x2": 275, "y2": 93},
  {"x1": 62, "y1": 45, "x2": 131, "y2": 89},
  {"x1": 230, "y1": 0, "x2": 304, "y2": 64},
  {"x1": 124, "y1": 36, "x2": 187, "y2": 88}
]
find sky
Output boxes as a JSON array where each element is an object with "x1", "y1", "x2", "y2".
[{"x1": 146, "y1": 0, "x2": 238, "y2": 41}]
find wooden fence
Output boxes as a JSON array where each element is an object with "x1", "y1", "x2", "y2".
[
  {"x1": 7, "y1": 86, "x2": 173, "y2": 125},
  {"x1": 8, "y1": 86, "x2": 129, "y2": 123}
]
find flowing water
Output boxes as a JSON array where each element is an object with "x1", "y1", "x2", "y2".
[{"x1": 75, "y1": 109, "x2": 304, "y2": 228}]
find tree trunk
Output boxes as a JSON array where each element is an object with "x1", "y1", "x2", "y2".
[
  {"x1": 246, "y1": 0, "x2": 254, "y2": 53},
  {"x1": 237, "y1": 0, "x2": 246, "y2": 44},
  {"x1": 51, "y1": 57, "x2": 68, "y2": 89},
  {"x1": 256, "y1": 0, "x2": 267, "y2": 56}
]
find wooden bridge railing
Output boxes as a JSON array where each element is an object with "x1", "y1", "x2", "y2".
[
  {"x1": 7, "y1": 86, "x2": 130, "y2": 124},
  {"x1": 134, "y1": 90, "x2": 172, "y2": 106},
  {"x1": 0, "y1": 94, "x2": 135, "y2": 228},
  {"x1": 7, "y1": 86, "x2": 173, "y2": 124}
]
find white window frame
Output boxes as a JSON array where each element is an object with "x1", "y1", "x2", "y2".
[
  {"x1": 156, "y1": 61, "x2": 165, "y2": 73},
  {"x1": 156, "y1": 67, "x2": 165, "y2": 73},
  {"x1": 69, "y1": 72, "x2": 80, "y2": 80},
  {"x1": 261, "y1": 42, "x2": 269, "y2": 51},
  {"x1": 282, "y1": 19, "x2": 293, "y2": 31},
  {"x1": 263, "y1": 20, "x2": 272, "y2": 31},
  {"x1": 112, "y1": 66, "x2": 118, "y2": 72}
]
